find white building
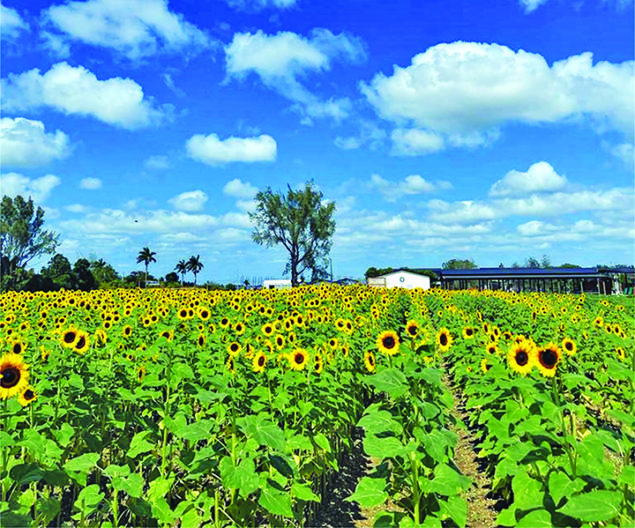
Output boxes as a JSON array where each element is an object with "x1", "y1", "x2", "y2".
[
  {"x1": 367, "y1": 269, "x2": 431, "y2": 290},
  {"x1": 263, "y1": 279, "x2": 292, "y2": 289}
]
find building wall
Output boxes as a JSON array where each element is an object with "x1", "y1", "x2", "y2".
[{"x1": 370, "y1": 271, "x2": 430, "y2": 290}]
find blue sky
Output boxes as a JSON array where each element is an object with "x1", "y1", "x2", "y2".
[{"x1": 1, "y1": 0, "x2": 633, "y2": 283}]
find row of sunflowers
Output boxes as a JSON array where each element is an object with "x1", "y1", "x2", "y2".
[{"x1": 0, "y1": 285, "x2": 632, "y2": 527}]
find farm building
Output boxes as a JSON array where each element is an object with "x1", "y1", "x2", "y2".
[
  {"x1": 367, "y1": 269, "x2": 431, "y2": 290},
  {"x1": 263, "y1": 279, "x2": 292, "y2": 289}
]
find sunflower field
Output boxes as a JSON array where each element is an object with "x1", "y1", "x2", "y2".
[{"x1": 0, "y1": 285, "x2": 633, "y2": 527}]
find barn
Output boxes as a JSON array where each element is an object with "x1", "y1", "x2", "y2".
[{"x1": 367, "y1": 269, "x2": 431, "y2": 290}]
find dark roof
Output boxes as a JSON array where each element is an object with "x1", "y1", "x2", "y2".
[{"x1": 429, "y1": 267, "x2": 623, "y2": 280}]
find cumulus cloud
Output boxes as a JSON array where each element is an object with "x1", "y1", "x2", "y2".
[
  {"x1": 186, "y1": 133, "x2": 276, "y2": 164},
  {"x1": 518, "y1": 0, "x2": 548, "y2": 13},
  {"x1": 390, "y1": 128, "x2": 445, "y2": 156},
  {"x1": 370, "y1": 173, "x2": 451, "y2": 202},
  {"x1": 1, "y1": 3, "x2": 29, "y2": 40},
  {"x1": 1, "y1": 62, "x2": 167, "y2": 129},
  {"x1": 0, "y1": 172, "x2": 61, "y2": 202},
  {"x1": 223, "y1": 178, "x2": 258, "y2": 198},
  {"x1": 362, "y1": 42, "x2": 634, "y2": 147},
  {"x1": 0, "y1": 117, "x2": 70, "y2": 167},
  {"x1": 225, "y1": 28, "x2": 366, "y2": 121},
  {"x1": 79, "y1": 177, "x2": 102, "y2": 189},
  {"x1": 42, "y1": 0, "x2": 211, "y2": 60},
  {"x1": 490, "y1": 161, "x2": 567, "y2": 196},
  {"x1": 168, "y1": 190, "x2": 208, "y2": 212}
]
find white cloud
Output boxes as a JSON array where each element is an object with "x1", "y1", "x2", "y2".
[
  {"x1": 168, "y1": 190, "x2": 208, "y2": 212},
  {"x1": 2, "y1": 62, "x2": 167, "y2": 129},
  {"x1": 490, "y1": 161, "x2": 567, "y2": 196},
  {"x1": 362, "y1": 42, "x2": 634, "y2": 144},
  {"x1": 518, "y1": 0, "x2": 548, "y2": 13},
  {"x1": 517, "y1": 220, "x2": 554, "y2": 236},
  {"x1": 186, "y1": 133, "x2": 276, "y2": 164},
  {"x1": 79, "y1": 177, "x2": 102, "y2": 189},
  {"x1": 370, "y1": 173, "x2": 451, "y2": 202},
  {"x1": 0, "y1": 117, "x2": 70, "y2": 167},
  {"x1": 1, "y1": 3, "x2": 29, "y2": 40},
  {"x1": 606, "y1": 142, "x2": 634, "y2": 165},
  {"x1": 65, "y1": 203, "x2": 90, "y2": 213},
  {"x1": 223, "y1": 178, "x2": 258, "y2": 199},
  {"x1": 0, "y1": 172, "x2": 61, "y2": 202},
  {"x1": 144, "y1": 154, "x2": 170, "y2": 170},
  {"x1": 42, "y1": 0, "x2": 211, "y2": 60},
  {"x1": 225, "y1": 29, "x2": 365, "y2": 121},
  {"x1": 391, "y1": 128, "x2": 445, "y2": 156}
]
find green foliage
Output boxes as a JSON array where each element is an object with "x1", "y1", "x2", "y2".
[
  {"x1": 441, "y1": 259, "x2": 477, "y2": 270},
  {"x1": 250, "y1": 181, "x2": 335, "y2": 286}
]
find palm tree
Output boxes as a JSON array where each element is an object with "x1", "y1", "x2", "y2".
[
  {"x1": 175, "y1": 259, "x2": 188, "y2": 286},
  {"x1": 136, "y1": 247, "x2": 156, "y2": 286},
  {"x1": 186, "y1": 255, "x2": 204, "y2": 285}
]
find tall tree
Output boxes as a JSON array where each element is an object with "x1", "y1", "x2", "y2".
[
  {"x1": 175, "y1": 259, "x2": 188, "y2": 285},
  {"x1": 136, "y1": 247, "x2": 156, "y2": 285},
  {"x1": 90, "y1": 258, "x2": 120, "y2": 286},
  {"x1": 0, "y1": 195, "x2": 59, "y2": 285},
  {"x1": 186, "y1": 255, "x2": 203, "y2": 285},
  {"x1": 442, "y1": 258, "x2": 477, "y2": 270},
  {"x1": 250, "y1": 182, "x2": 336, "y2": 286},
  {"x1": 73, "y1": 258, "x2": 96, "y2": 291},
  {"x1": 42, "y1": 253, "x2": 73, "y2": 289}
]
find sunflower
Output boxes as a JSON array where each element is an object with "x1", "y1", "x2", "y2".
[
  {"x1": 227, "y1": 342, "x2": 242, "y2": 357},
  {"x1": 436, "y1": 328, "x2": 453, "y2": 352},
  {"x1": 313, "y1": 354, "x2": 324, "y2": 374},
  {"x1": 198, "y1": 308, "x2": 211, "y2": 321},
  {"x1": 196, "y1": 334, "x2": 206, "y2": 348},
  {"x1": 0, "y1": 353, "x2": 29, "y2": 400},
  {"x1": 561, "y1": 338, "x2": 577, "y2": 356},
  {"x1": 377, "y1": 330, "x2": 400, "y2": 356},
  {"x1": 9, "y1": 340, "x2": 25, "y2": 355},
  {"x1": 137, "y1": 365, "x2": 146, "y2": 382},
  {"x1": 363, "y1": 350, "x2": 376, "y2": 373},
  {"x1": 535, "y1": 343, "x2": 561, "y2": 377},
  {"x1": 60, "y1": 327, "x2": 79, "y2": 348},
  {"x1": 74, "y1": 332, "x2": 90, "y2": 354},
  {"x1": 507, "y1": 342, "x2": 534, "y2": 376},
  {"x1": 289, "y1": 348, "x2": 309, "y2": 371},
  {"x1": 219, "y1": 317, "x2": 231, "y2": 329},
  {"x1": 593, "y1": 316, "x2": 603, "y2": 328},
  {"x1": 121, "y1": 325, "x2": 133, "y2": 338},
  {"x1": 462, "y1": 327, "x2": 475, "y2": 339},
  {"x1": 616, "y1": 347, "x2": 626, "y2": 361},
  {"x1": 17, "y1": 386, "x2": 37, "y2": 406},
  {"x1": 485, "y1": 343, "x2": 498, "y2": 355},
  {"x1": 274, "y1": 334, "x2": 286, "y2": 350},
  {"x1": 226, "y1": 356, "x2": 236, "y2": 375},
  {"x1": 234, "y1": 322, "x2": 246, "y2": 335},
  {"x1": 261, "y1": 323, "x2": 274, "y2": 337},
  {"x1": 405, "y1": 320, "x2": 419, "y2": 338},
  {"x1": 176, "y1": 308, "x2": 189, "y2": 320},
  {"x1": 252, "y1": 351, "x2": 267, "y2": 373}
]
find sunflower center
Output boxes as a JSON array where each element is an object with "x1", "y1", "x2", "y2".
[
  {"x1": 383, "y1": 336, "x2": 396, "y2": 349},
  {"x1": 408, "y1": 326, "x2": 417, "y2": 335},
  {"x1": 258, "y1": 356, "x2": 265, "y2": 367},
  {"x1": 231, "y1": 344, "x2": 239, "y2": 352},
  {"x1": 565, "y1": 342, "x2": 573, "y2": 351},
  {"x1": 440, "y1": 334, "x2": 448, "y2": 346},
  {"x1": 467, "y1": 329, "x2": 473, "y2": 336},
  {"x1": 12, "y1": 343, "x2": 22, "y2": 354},
  {"x1": 75, "y1": 336, "x2": 86, "y2": 349},
  {"x1": 24, "y1": 389, "x2": 34, "y2": 400},
  {"x1": 64, "y1": 332, "x2": 76, "y2": 343},
  {"x1": 1, "y1": 367, "x2": 20, "y2": 388},
  {"x1": 294, "y1": 353, "x2": 304, "y2": 364},
  {"x1": 540, "y1": 349, "x2": 558, "y2": 368},
  {"x1": 369, "y1": 355, "x2": 375, "y2": 366},
  {"x1": 516, "y1": 351, "x2": 528, "y2": 366}
]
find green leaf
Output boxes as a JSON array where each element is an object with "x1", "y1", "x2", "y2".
[
  {"x1": 496, "y1": 507, "x2": 516, "y2": 527},
  {"x1": 127, "y1": 431, "x2": 155, "y2": 459},
  {"x1": 511, "y1": 470, "x2": 543, "y2": 511},
  {"x1": 52, "y1": 423, "x2": 75, "y2": 448},
  {"x1": 291, "y1": 482, "x2": 320, "y2": 502},
  {"x1": 619, "y1": 465, "x2": 635, "y2": 487},
  {"x1": 548, "y1": 472, "x2": 584, "y2": 507},
  {"x1": 219, "y1": 456, "x2": 260, "y2": 497},
  {"x1": 346, "y1": 476, "x2": 388, "y2": 508},
  {"x1": 36, "y1": 496, "x2": 61, "y2": 525},
  {"x1": 73, "y1": 484, "x2": 104, "y2": 517},
  {"x1": 367, "y1": 368, "x2": 408, "y2": 398},
  {"x1": 363, "y1": 434, "x2": 404, "y2": 459},
  {"x1": 181, "y1": 419, "x2": 215, "y2": 443},
  {"x1": 439, "y1": 495, "x2": 467, "y2": 528},
  {"x1": 430, "y1": 464, "x2": 470, "y2": 496},
  {"x1": 558, "y1": 490, "x2": 622, "y2": 522},
  {"x1": 313, "y1": 432, "x2": 331, "y2": 452},
  {"x1": 64, "y1": 452, "x2": 100, "y2": 486},
  {"x1": 358, "y1": 410, "x2": 403, "y2": 436},
  {"x1": 116, "y1": 473, "x2": 144, "y2": 498},
  {"x1": 237, "y1": 415, "x2": 287, "y2": 452},
  {"x1": 516, "y1": 509, "x2": 552, "y2": 528},
  {"x1": 9, "y1": 463, "x2": 45, "y2": 485},
  {"x1": 258, "y1": 485, "x2": 294, "y2": 518}
]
